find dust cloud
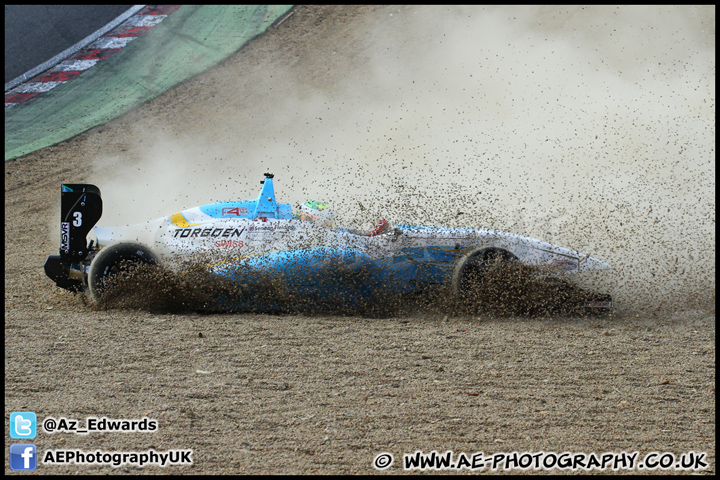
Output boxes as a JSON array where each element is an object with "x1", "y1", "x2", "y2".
[{"x1": 90, "y1": 5, "x2": 714, "y2": 314}]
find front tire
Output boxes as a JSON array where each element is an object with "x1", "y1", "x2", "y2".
[
  {"x1": 451, "y1": 247, "x2": 518, "y2": 303},
  {"x1": 87, "y1": 242, "x2": 159, "y2": 302}
]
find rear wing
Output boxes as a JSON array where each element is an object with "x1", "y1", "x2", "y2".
[{"x1": 59, "y1": 184, "x2": 102, "y2": 261}]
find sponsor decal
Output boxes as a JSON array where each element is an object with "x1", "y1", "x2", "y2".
[
  {"x1": 173, "y1": 227, "x2": 245, "y2": 238},
  {"x1": 60, "y1": 222, "x2": 70, "y2": 252},
  {"x1": 553, "y1": 258, "x2": 578, "y2": 271},
  {"x1": 222, "y1": 207, "x2": 247, "y2": 217},
  {"x1": 248, "y1": 223, "x2": 296, "y2": 232},
  {"x1": 169, "y1": 212, "x2": 208, "y2": 228},
  {"x1": 215, "y1": 240, "x2": 244, "y2": 248}
]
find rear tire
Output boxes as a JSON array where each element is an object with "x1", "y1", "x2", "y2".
[{"x1": 87, "y1": 243, "x2": 159, "y2": 302}]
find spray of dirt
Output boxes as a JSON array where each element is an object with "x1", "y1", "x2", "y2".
[
  {"x1": 87, "y1": 248, "x2": 611, "y2": 319},
  {"x1": 88, "y1": 5, "x2": 714, "y2": 314}
]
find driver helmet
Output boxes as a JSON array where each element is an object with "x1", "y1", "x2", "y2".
[{"x1": 296, "y1": 201, "x2": 336, "y2": 229}]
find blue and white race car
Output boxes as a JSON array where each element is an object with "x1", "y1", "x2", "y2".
[{"x1": 44, "y1": 173, "x2": 612, "y2": 313}]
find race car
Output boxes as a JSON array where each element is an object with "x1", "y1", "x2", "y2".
[{"x1": 44, "y1": 173, "x2": 613, "y2": 314}]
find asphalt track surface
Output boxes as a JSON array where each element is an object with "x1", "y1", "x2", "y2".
[
  {"x1": 4, "y1": 5, "x2": 131, "y2": 84},
  {"x1": 5, "y1": 5, "x2": 293, "y2": 161}
]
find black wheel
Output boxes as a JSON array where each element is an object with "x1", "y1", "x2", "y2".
[
  {"x1": 451, "y1": 247, "x2": 518, "y2": 302},
  {"x1": 87, "y1": 242, "x2": 159, "y2": 302}
]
